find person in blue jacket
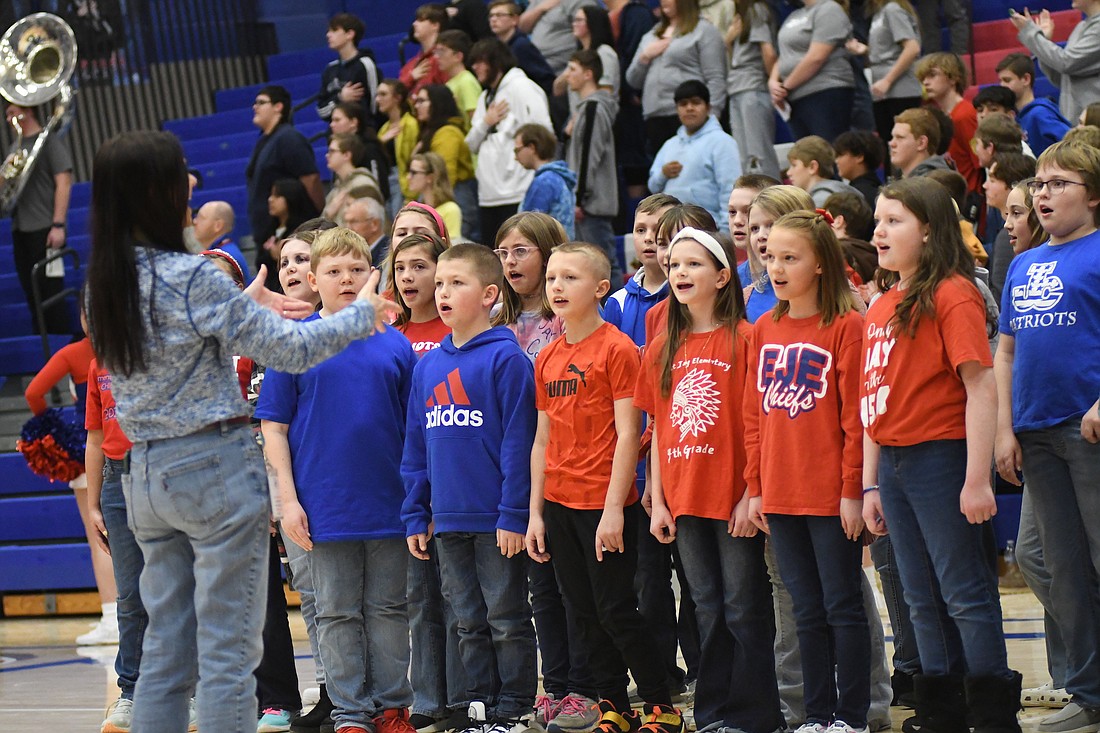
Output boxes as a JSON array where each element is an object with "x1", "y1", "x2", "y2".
[
  {"x1": 996, "y1": 52, "x2": 1071, "y2": 156},
  {"x1": 648, "y1": 80, "x2": 741, "y2": 235},
  {"x1": 402, "y1": 244, "x2": 539, "y2": 733},
  {"x1": 516, "y1": 122, "x2": 577, "y2": 239}
]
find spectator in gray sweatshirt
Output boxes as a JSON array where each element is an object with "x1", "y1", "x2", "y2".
[
  {"x1": 565, "y1": 49, "x2": 623, "y2": 286},
  {"x1": 626, "y1": 0, "x2": 727, "y2": 156}
]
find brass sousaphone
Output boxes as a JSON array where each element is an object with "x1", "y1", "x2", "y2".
[{"x1": 0, "y1": 13, "x2": 77, "y2": 215}]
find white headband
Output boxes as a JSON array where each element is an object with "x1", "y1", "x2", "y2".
[{"x1": 669, "y1": 227, "x2": 730, "y2": 270}]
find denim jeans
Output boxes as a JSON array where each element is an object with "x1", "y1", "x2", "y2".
[
  {"x1": 788, "y1": 88, "x2": 856, "y2": 145},
  {"x1": 1014, "y1": 488, "x2": 1068, "y2": 688},
  {"x1": 768, "y1": 515, "x2": 869, "y2": 727},
  {"x1": 102, "y1": 456, "x2": 146, "y2": 700},
  {"x1": 453, "y1": 178, "x2": 481, "y2": 243},
  {"x1": 311, "y1": 538, "x2": 413, "y2": 729},
  {"x1": 124, "y1": 423, "x2": 271, "y2": 733},
  {"x1": 676, "y1": 516, "x2": 784, "y2": 733},
  {"x1": 437, "y1": 532, "x2": 537, "y2": 719},
  {"x1": 728, "y1": 90, "x2": 780, "y2": 179},
  {"x1": 279, "y1": 524, "x2": 324, "y2": 684},
  {"x1": 869, "y1": 535, "x2": 921, "y2": 676},
  {"x1": 543, "y1": 501, "x2": 668, "y2": 712},
  {"x1": 409, "y1": 539, "x2": 468, "y2": 716},
  {"x1": 877, "y1": 440, "x2": 1010, "y2": 678},
  {"x1": 635, "y1": 510, "x2": 697, "y2": 687},
  {"x1": 576, "y1": 215, "x2": 622, "y2": 289},
  {"x1": 528, "y1": 555, "x2": 595, "y2": 699},
  {"x1": 1017, "y1": 419, "x2": 1100, "y2": 706},
  {"x1": 770, "y1": 539, "x2": 893, "y2": 728}
]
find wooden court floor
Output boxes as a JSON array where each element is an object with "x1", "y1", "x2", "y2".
[{"x1": 0, "y1": 589, "x2": 1057, "y2": 730}]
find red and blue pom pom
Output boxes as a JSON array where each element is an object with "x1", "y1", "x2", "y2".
[{"x1": 16, "y1": 408, "x2": 87, "y2": 483}]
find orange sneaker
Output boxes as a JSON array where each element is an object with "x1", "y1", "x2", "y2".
[{"x1": 374, "y1": 709, "x2": 418, "y2": 733}]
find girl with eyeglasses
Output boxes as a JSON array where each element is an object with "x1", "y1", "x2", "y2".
[{"x1": 407, "y1": 152, "x2": 463, "y2": 240}]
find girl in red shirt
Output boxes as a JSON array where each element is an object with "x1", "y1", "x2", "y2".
[
  {"x1": 388, "y1": 232, "x2": 452, "y2": 358},
  {"x1": 635, "y1": 227, "x2": 785, "y2": 733},
  {"x1": 861, "y1": 177, "x2": 1020, "y2": 733},
  {"x1": 743, "y1": 211, "x2": 868, "y2": 733}
]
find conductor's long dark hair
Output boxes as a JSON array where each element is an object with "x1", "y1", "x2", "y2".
[{"x1": 86, "y1": 130, "x2": 190, "y2": 376}]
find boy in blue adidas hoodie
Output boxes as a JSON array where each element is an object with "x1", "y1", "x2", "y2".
[{"x1": 402, "y1": 243, "x2": 538, "y2": 733}]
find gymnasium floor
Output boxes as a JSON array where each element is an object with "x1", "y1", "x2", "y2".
[{"x1": 0, "y1": 589, "x2": 1056, "y2": 730}]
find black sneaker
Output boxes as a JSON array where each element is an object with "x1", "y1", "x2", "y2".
[
  {"x1": 292, "y1": 685, "x2": 335, "y2": 733},
  {"x1": 638, "y1": 705, "x2": 683, "y2": 733},
  {"x1": 593, "y1": 701, "x2": 640, "y2": 733}
]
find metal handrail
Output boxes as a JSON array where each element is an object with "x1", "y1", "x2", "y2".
[{"x1": 30, "y1": 246, "x2": 81, "y2": 365}]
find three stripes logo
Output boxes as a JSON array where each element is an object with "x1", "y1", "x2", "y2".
[{"x1": 425, "y1": 369, "x2": 484, "y2": 428}]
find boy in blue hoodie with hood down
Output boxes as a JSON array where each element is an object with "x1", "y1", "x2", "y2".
[
  {"x1": 402, "y1": 243, "x2": 539, "y2": 733},
  {"x1": 516, "y1": 122, "x2": 577, "y2": 238},
  {"x1": 996, "y1": 52, "x2": 1071, "y2": 157}
]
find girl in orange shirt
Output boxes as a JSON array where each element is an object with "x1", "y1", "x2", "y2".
[
  {"x1": 860, "y1": 177, "x2": 1020, "y2": 733},
  {"x1": 635, "y1": 227, "x2": 785, "y2": 733},
  {"x1": 743, "y1": 211, "x2": 868, "y2": 733}
]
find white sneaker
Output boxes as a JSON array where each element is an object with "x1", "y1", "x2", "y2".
[
  {"x1": 794, "y1": 724, "x2": 827, "y2": 733},
  {"x1": 827, "y1": 722, "x2": 869, "y2": 733},
  {"x1": 302, "y1": 686, "x2": 321, "y2": 707},
  {"x1": 77, "y1": 616, "x2": 119, "y2": 645},
  {"x1": 102, "y1": 697, "x2": 133, "y2": 733}
]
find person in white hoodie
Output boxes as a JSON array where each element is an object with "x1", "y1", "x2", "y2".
[{"x1": 467, "y1": 38, "x2": 553, "y2": 245}]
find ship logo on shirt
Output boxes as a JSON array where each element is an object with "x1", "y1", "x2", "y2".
[
  {"x1": 758, "y1": 343, "x2": 833, "y2": 419},
  {"x1": 1012, "y1": 262, "x2": 1063, "y2": 312},
  {"x1": 425, "y1": 369, "x2": 483, "y2": 428},
  {"x1": 671, "y1": 368, "x2": 721, "y2": 440}
]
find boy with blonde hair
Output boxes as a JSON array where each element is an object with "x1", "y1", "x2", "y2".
[
  {"x1": 527, "y1": 242, "x2": 684, "y2": 733},
  {"x1": 402, "y1": 244, "x2": 539, "y2": 733},
  {"x1": 256, "y1": 228, "x2": 418, "y2": 733},
  {"x1": 915, "y1": 52, "x2": 981, "y2": 192}
]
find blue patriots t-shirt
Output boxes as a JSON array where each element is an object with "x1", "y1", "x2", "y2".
[
  {"x1": 255, "y1": 315, "x2": 417, "y2": 541},
  {"x1": 999, "y1": 229, "x2": 1100, "y2": 432}
]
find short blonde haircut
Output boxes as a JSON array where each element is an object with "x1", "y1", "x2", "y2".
[
  {"x1": 311, "y1": 226, "x2": 372, "y2": 271},
  {"x1": 1036, "y1": 139, "x2": 1100, "y2": 226},
  {"x1": 751, "y1": 185, "x2": 815, "y2": 219},
  {"x1": 788, "y1": 135, "x2": 836, "y2": 174},
  {"x1": 553, "y1": 241, "x2": 611, "y2": 283}
]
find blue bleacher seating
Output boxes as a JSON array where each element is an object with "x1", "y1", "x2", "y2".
[
  {"x1": 164, "y1": 108, "x2": 257, "y2": 141},
  {"x1": 0, "y1": 452, "x2": 73, "y2": 495},
  {"x1": 0, "y1": 495, "x2": 85, "y2": 541},
  {"x1": 0, "y1": 544, "x2": 95, "y2": 592},
  {"x1": 216, "y1": 75, "x2": 320, "y2": 113},
  {"x1": 0, "y1": 335, "x2": 73, "y2": 375}
]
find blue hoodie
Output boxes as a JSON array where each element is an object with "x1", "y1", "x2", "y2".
[
  {"x1": 520, "y1": 160, "x2": 577, "y2": 239},
  {"x1": 1017, "y1": 97, "x2": 1071, "y2": 157},
  {"x1": 604, "y1": 266, "x2": 669, "y2": 347},
  {"x1": 401, "y1": 326, "x2": 536, "y2": 537}
]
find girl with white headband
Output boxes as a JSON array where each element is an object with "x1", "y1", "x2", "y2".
[{"x1": 634, "y1": 227, "x2": 786, "y2": 733}]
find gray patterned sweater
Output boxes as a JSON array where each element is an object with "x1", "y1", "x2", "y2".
[{"x1": 108, "y1": 248, "x2": 375, "y2": 441}]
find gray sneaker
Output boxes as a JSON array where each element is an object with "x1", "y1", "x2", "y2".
[
  {"x1": 102, "y1": 697, "x2": 133, "y2": 733},
  {"x1": 1038, "y1": 703, "x2": 1100, "y2": 733},
  {"x1": 547, "y1": 695, "x2": 599, "y2": 733}
]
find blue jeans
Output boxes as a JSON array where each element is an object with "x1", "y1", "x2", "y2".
[
  {"x1": 1017, "y1": 419, "x2": 1100, "y2": 706},
  {"x1": 576, "y1": 215, "x2": 622, "y2": 288},
  {"x1": 768, "y1": 515, "x2": 869, "y2": 727},
  {"x1": 453, "y1": 178, "x2": 481, "y2": 243},
  {"x1": 408, "y1": 539, "x2": 468, "y2": 716},
  {"x1": 437, "y1": 532, "x2": 537, "y2": 719},
  {"x1": 788, "y1": 87, "x2": 856, "y2": 145},
  {"x1": 675, "y1": 516, "x2": 784, "y2": 733},
  {"x1": 102, "y1": 456, "x2": 147, "y2": 699},
  {"x1": 279, "y1": 524, "x2": 324, "y2": 684},
  {"x1": 877, "y1": 440, "x2": 1009, "y2": 678},
  {"x1": 869, "y1": 535, "x2": 921, "y2": 676},
  {"x1": 1014, "y1": 488, "x2": 1068, "y2": 688},
  {"x1": 311, "y1": 538, "x2": 413, "y2": 729},
  {"x1": 124, "y1": 423, "x2": 271, "y2": 733}
]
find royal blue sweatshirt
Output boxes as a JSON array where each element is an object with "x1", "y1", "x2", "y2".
[
  {"x1": 1017, "y1": 97, "x2": 1071, "y2": 157},
  {"x1": 401, "y1": 326, "x2": 536, "y2": 537},
  {"x1": 604, "y1": 266, "x2": 669, "y2": 347}
]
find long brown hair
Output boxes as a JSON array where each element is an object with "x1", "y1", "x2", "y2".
[
  {"x1": 733, "y1": 0, "x2": 772, "y2": 45},
  {"x1": 490, "y1": 212, "x2": 566, "y2": 326},
  {"x1": 872, "y1": 177, "x2": 976, "y2": 337},
  {"x1": 655, "y1": 0, "x2": 701, "y2": 37},
  {"x1": 385, "y1": 232, "x2": 449, "y2": 326},
  {"x1": 769, "y1": 211, "x2": 857, "y2": 326},
  {"x1": 660, "y1": 231, "x2": 746, "y2": 397}
]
